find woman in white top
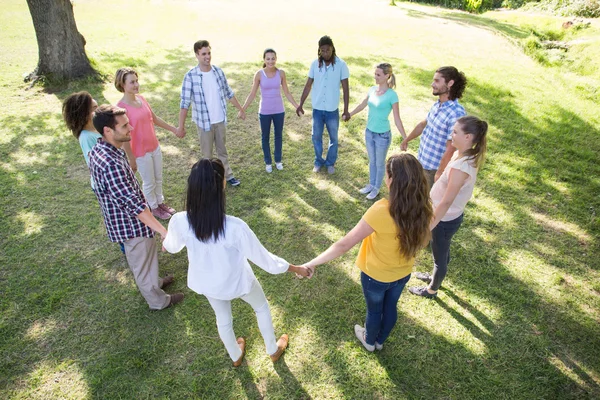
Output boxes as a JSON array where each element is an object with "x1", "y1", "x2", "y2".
[
  {"x1": 409, "y1": 116, "x2": 488, "y2": 298},
  {"x1": 163, "y1": 158, "x2": 311, "y2": 367}
]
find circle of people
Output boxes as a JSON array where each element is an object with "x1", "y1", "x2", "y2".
[{"x1": 62, "y1": 36, "x2": 488, "y2": 366}]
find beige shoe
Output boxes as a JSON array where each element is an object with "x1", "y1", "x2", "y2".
[
  {"x1": 269, "y1": 334, "x2": 289, "y2": 362},
  {"x1": 233, "y1": 337, "x2": 246, "y2": 367}
]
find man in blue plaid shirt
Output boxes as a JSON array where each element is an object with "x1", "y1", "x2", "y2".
[
  {"x1": 90, "y1": 105, "x2": 184, "y2": 310},
  {"x1": 401, "y1": 66, "x2": 467, "y2": 189},
  {"x1": 177, "y1": 40, "x2": 246, "y2": 187}
]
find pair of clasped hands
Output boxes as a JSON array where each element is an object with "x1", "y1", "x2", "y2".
[
  {"x1": 290, "y1": 264, "x2": 316, "y2": 279},
  {"x1": 295, "y1": 106, "x2": 352, "y2": 122}
]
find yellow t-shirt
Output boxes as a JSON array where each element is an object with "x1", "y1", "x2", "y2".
[{"x1": 356, "y1": 199, "x2": 414, "y2": 282}]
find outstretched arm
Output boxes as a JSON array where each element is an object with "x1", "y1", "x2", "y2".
[
  {"x1": 280, "y1": 70, "x2": 299, "y2": 109},
  {"x1": 348, "y1": 94, "x2": 368, "y2": 118},
  {"x1": 435, "y1": 141, "x2": 456, "y2": 182},
  {"x1": 241, "y1": 70, "x2": 261, "y2": 111},
  {"x1": 150, "y1": 108, "x2": 177, "y2": 135},
  {"x1": 392, "y1": 102, "x2": 407, "y2": 140},
  {"x1": 341, "y1": 78, "x2": 350, "y2": 121},
  {"x1": 297, "y1": 77, "x2": 314, "y2": 116},
  {"x1": 401, "y1": 119, "x2": 426, "y2": 151}
]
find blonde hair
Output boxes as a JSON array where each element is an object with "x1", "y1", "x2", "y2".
[
  {"x1": 114, "y1": 67, "x2": 138, "y2": 93},
  {"x1": 377, "y1": 63, "x2": 396, "y2": 89}
]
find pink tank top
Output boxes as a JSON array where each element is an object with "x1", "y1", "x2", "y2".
[
  {"x1": 259, "y1": 69, "x2": 285, "y2": 115},
  {"x1": 117, "y1": 95, "x2": 159, "y2": 158}
]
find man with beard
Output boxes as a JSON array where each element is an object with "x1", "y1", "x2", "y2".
[
  {"x1": 89, "y1": 105, "x2": 184, "y2": 310},
  {"x1": 297, "y1": 36, "x2": 350, "y2": 175},
  {"x1": 401, "y1": 66, "x2": 467, "y2": 189}
]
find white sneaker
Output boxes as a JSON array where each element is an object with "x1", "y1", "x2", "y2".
[
  {"x1": 359, "y1": 184, "x2": 374, "y2": 194},
  {"x1": 266, "y1": 164, "x2": 273, "y2": 173},
  {"x1": 366, "y1": 188, "x2": 380, "y2": 200},
  {"x1": 312, "y1": 165, "x2": 321, "y2": 173},
  {"x1": 375, "y1": 341, "x2": 383, "y2": 351},
  {"x1": 275, "y1": 162, "x2": 283, "y2": 170},
  {"x1": 354, "y1": 325, "x2": 375, "y2": 352}
]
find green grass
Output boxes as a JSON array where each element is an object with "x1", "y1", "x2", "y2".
[{"x1": 1, "y1": 0, "x2": 599, "y2": 398}]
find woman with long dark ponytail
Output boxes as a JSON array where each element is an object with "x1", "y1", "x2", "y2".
[
  {"x1": 163, "y1": 158, "x2": 311, "y2": 367},
  {"x1": 300, "y1": 153, "x2": 433, "y2": 351}
]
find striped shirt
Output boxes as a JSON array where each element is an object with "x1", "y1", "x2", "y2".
[
  {"x1": 89, "y1": 139, "x2": 153, "y2": 243},
  {"x1": 417, "y1": 99, "x2": 466, "y2": 171},
  {"x1": 180, "y1": 65, "x2": 234, "y2": 131}
]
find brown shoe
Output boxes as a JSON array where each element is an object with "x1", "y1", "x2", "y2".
[
  {"x1": 269, "y1": 334, "x2": 289, "y2": 363},
  {"x1": 168, "y1": 293, "x2": 184, "y2": 307},
  {"x1": 159, "y1": 203, "x2": 176, "y2": 215},
  {"x1": 233, "y1": 337, "x2": 246, "y2": 367},
  {"x1": 160, "y1": 275, "x2": 174, "y2": 289}
]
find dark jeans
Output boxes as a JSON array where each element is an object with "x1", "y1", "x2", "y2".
[
  {"x1": 430, "y1": 213, "x2": 464, "y2": 291},
  {"x1": 259, "y1": 112, "x2": 285, "y2": 165},
  {"x1": 361, "y1": 271, "x2": 410, "y2": 346}
]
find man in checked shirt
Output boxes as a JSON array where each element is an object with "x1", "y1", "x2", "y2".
[
  {"x1": 89, "y1": 105, "x2": 184, "y2": 310},
  {"x1": 401, "y1": 66, "x2": 467, "y2": 189},
  {"x1": 177, "y1": 40, "x2": 246, "y2": 187}
]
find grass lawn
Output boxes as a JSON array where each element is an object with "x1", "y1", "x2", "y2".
[{"x1": 1, "y1": 0, "x2": 599, "y2": 398}]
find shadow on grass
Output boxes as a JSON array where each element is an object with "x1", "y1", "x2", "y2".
[{"x1": 1, "y1": 48, "x2": 599, "y2": 398}]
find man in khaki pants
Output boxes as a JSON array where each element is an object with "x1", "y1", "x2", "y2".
[
  {"x1": 177, "y1": 40, "x2": 246, "y2": 186},
  {"x1": 89, "y1": 105, "x2": 184, "y2": 310}
]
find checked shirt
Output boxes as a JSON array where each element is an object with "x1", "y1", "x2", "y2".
[
  {"x1": 89, "y1": 139, "x2": 153, "y2": 243},
  {"x1": 180, "y1": 65, "x2": 235, "y2": 131},
  {"x1": 417, "y1": 99, "x2": 466, "y2": 171}
]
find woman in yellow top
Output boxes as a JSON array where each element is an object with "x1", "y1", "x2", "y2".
[{"x1": 302, "y1": 153, "x2": 433, "y2": 351}]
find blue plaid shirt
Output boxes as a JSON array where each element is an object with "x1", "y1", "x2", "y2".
[
  {"x1": 89, "y1": 139, "x2": 153, "y2": 243},
  {"x1": 417, "y1": 99, "x2": 466, "y2": 170},
  {"x1": 180, "y1": 65, "x2": 234, "y2": 131}
]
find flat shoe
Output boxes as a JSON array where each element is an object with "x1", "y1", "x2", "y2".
[
  {"x1": 408, "y1": 286, "x2": 437, "y2": 298},
  {"x1": 270, "y1": 334, "x2": 289, "y2": 362},
  {"x1": 160, "y1": 275, "x2": 174, "y2": 289},
  {"x1": 233, "y1": 337, "x2": 246, "y2": 367}
]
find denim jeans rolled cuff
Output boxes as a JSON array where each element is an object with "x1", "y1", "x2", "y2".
[
  {"x1": 259, "y1": 112, "x2": 285, "y2": 165},
  {"x1": 365, "y1": 129, "x2": 392, "y2": 189},
  {"x1": 312, "y1": 109, "x2": 339, "y2": 167},
  {"x1": 430, "y1": 213, "x2": 464, "y2": 291},
  {"x1": 361, "y1": 271, "x2": 410, "y2": 346}
]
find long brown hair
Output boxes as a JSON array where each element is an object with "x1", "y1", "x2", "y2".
[
  {"x1": 386, "y1": 153, "x2": 433, "y2": 259},
  {"x1": 62, "y1": 91, "x2": 94, "y2": 139},
  {"x1": 457, "y1": 115, "x2": 488, "y2": 169}
]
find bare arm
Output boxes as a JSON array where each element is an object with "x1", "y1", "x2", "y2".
[
  {"x1": 176, "y1": 108, "x2": 188, "y2": 138},
  {"x1": 349, "y1": 94, "x2": 368, "y2": 118},
  {"x1": 150, "y1": 108, "x2": 177, "y2": 135},
  {"x1": 122, "y1": 142, "x2": 137, "y2": 172},
  {"x1": 435, "y1": 141, "x2": 456, "y2": 182},
  {"x1": 430, "y1": 168, "x2": 469, "y2": 230},
  {"x1": 241, "y1": 70, "x2": 261, "y2": 111},
  {"x1": 304, "y1": 219, "x2": 374, "y2": 270},
  {"x1": 341, "y1": 78, "x2": 350, "y2": 121},
  {"x1": 229, "y1": 96, "x2": 246, "y2": 120},
  {"x1": 392, "y1": 102, "x2": 407, "y2": 139},
  {"x1": 401, "y1": 119, "x2": 427, "y2": 151},
  {"x1": 137, "y1": 207, "x2": 167, "y2": 238},
  {"x1": 280, "y1": 70, "x2": 299, "y2": 109},
  {"x1": 297, "y1": 77, "x2": 314, "y2": 116}
]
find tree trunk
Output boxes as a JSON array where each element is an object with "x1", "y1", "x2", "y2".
[{"x1": 26, "y1": 0, "x2": 97, "y2": 81}]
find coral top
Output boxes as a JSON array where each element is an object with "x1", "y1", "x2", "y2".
[{"x1": 117, "y1": 95, "x2": 159, "y2": 158}]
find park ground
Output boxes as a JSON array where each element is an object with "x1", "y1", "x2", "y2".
[{"x1": 0, "y1": 0, "x2": 599, "y2": 398}]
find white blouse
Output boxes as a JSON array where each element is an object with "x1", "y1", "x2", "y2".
[
  {"x1": 163, "y1": 213, "x2": 289, "y2": 300},
  {"x1": 430, "y1": 153, "x2": 478, "y2": 222}
]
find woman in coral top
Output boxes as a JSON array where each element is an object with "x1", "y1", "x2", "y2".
[
  {"x1": 301, "y1": 153, "x2": 433, "y2": 351},
  {"x1": 115, "y1": 67, "x2": 179, "y2": 220}
]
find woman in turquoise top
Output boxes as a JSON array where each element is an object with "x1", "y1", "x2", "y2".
[
  {"x1": 63, "y1": 91, "x2": 101, "y2": 168},
  {"x1": 348, "y1": 64, "x2": 407, "y2": 200}
]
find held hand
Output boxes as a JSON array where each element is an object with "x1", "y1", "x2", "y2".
[
  {"x1": 237, "y1": 110, "x2": 246, "y2": 120},
  {"x1": 294, "y1": 264, "x2": 314, "y2": 279},
  {"x1": 400, "y1": 139, "x2": 409, "y2": 152},
  {"x1": 296, "y1": 106, "x2": 305, "y2": 117},
  {"x1": 342, "y1": 112, "x2": 351, "y2": 122},
  {"x1": 175, "y1": 127, "x2": 186, "y2": 138}
]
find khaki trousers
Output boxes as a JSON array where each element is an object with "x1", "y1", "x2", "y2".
[
  {"x1": 123, "y1": 236, "x2": 170, "y2": 310},
  {"x1": 197, "y1": 122, "x2": 234, "y2": 180}
]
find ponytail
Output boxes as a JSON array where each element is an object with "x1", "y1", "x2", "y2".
[
  {"x1": 376, "y1": 63, "x2": 396, "y2": 89},
  {"x1": 457, "y1": 116, "x2": 488, "y2": 169}
]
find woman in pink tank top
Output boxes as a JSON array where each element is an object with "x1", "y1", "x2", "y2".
[
  {"x1": 115, "y1": 68, "x2": 180, "y2": 220},
  {"x1": 241, "y1": 49, "x2": 299, "y2": 173},
  {"x1": 409, "y1": 116, "x2": 488, "y2": 299}
]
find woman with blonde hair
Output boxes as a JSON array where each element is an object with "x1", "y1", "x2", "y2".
[
  {"x1": 347, "y1": 63, "x2": 407, "y2": 200},
  {"x1": 301, "y1": 153, "x2": 432, "y2": 351}
]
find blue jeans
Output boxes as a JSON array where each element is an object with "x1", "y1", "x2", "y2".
[
  {"x1": 312, "y1": 109, "x2": 339, "y2": 167},
  {"x1": 365, "y1": 129, "x2": 391, "y2": 189},
  {"x1": 430, "y1": 213, "x2": 464, "y2": 291},
  {"x1": 361, "y1": 271, "x2": 410, "y2": 346},
  {"x1": 259, "y1": 112, "x2": 285, "y2": 165}
]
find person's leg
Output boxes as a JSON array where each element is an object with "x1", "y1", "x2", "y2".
[
  {"x1": 240, "y1": 279, "x2": 279, "y2": 356},
  {"x1": 324, "y1": 110, "x2": 339, "y2": 167},
  {"x1": 373, "y1": 131, "x2": 391, "y2": 189},
  {"x1": 364, "y1": 129, "x2": 376, "y2": 187},
  {"x1": 272, "y1": 112, "x2": 285, "y2": 164},
  {"x1": 360, "y1": 271, "x2": 387, "y2": 346},
  {"x1": 136, "y1": 152, "x2": 158, "y2": 209},
  {"x1": 429, "y1": 214, "x2": 464, "y2": 291},
  {"x1": 377, "y1": 273, "x2": 410, "y2": 344},
  {"x1": 424, "y1": 169, "x2": 436, "y2": 191},
  {"x1": 311, "y1": 109, "x2": 326, "y2": 167},
  {"x1": 123, "y1": 237, "x2": 170, "y2": 310},
  {"x1": 213, "y1": 122, "x2": 234, "y2": 180},
  {"x1": 197, "y1": 125, "x2": 214, "y2": 159},
  {"x1": 259, "y1": 113, "x2": 273, "y2": 165},
  {"x1": 151, "y1": 146, "x2": 165, "y2": 205},
  {"x1": 205, "y1": 296, "x2": 243, "y2": 361}
]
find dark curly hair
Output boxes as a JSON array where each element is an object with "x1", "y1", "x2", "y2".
[
  {"x1": 436, "y1": 66, "x2": 467, "y2": 100},
  {"x1": 62, "y1": 91, "x2": 94, "y2": 139}
]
